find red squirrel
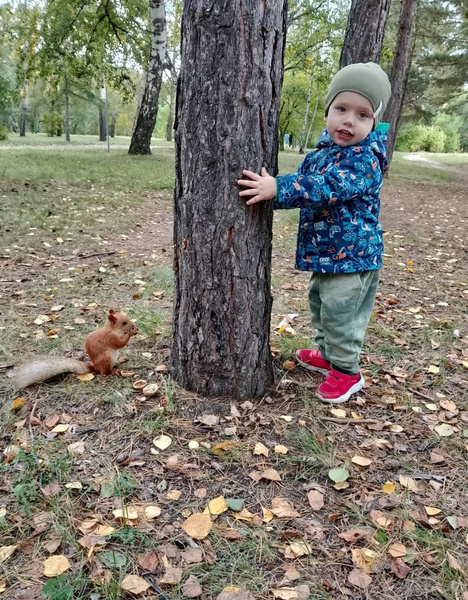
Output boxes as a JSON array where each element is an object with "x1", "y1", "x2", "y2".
[{"x1": 9, "y1": 309, "x2": 138, "y2": 389}]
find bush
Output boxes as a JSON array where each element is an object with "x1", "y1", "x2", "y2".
[
  {"x1": 42, "y1": 112, "x2": 63, "y2": 137},
  {"x1": 424, "y1": 126, "x2": 446, "y2": 153},
  {"x1": 433, "y1": 113, "x2": 461, "y2": 153},
  {"x1": 395, "y1": 123, "x2": 446, "y2": 153},
  {"x1": 0, "y1": 125, "x2": 8, "y2": 140}
]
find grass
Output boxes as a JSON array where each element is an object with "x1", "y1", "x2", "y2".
[
  {"x1": 0, "y1": 132, "x2": 174, "y2": 147},
  {"x1": 0, "y1": 139, "x2": 467, "y2": 600}
]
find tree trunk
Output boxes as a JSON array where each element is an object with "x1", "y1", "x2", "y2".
[
  {"x1": 19, "y1": 78, "x2": 27, "y2": 137},
  {"x1": 166, "y1": 79, "x2": 175, "y2": 142},
  {"x1": 98, "y1": 105, "x2": 106, "y2": 141},
  {"x1": 383, "y1": 0, "x2": 420, "y2": 166},
  {"x1": 110, "y1": 103, "x2": 118, "y2": 137},
  {"x1": 64, "y1": 76, "x2": 70, "y2": 142},
  {"x1": 171, "y1": 0, "x2": 287, "y2": 399},
  {"x1": 340, "y1": 0, "x2": 391, "y2": 67},
  {"x1": 129, "y1": 0, "x2": 166, "y2": 155},
  {"x1": 299, "y1": 71, "x2": 314, "y2": 154},
  {"x1": 305, "y1": 92, "x2": 320, "y2": 150}
]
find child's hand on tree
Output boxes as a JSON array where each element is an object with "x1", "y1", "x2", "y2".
[{"x1": 238, "y1": 168, "x2": 276, "y2": 205}]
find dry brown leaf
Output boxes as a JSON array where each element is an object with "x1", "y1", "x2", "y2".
[
  {"x1": 269, "y1": 497, "x2": 300, "y2": 519},
  {"x1": 391, "y1": 558, "x2": 411, "y2": 579},
  {"x1": 351, "y1": 548, "x2": 378, "y2": 573},
  {"x1": 43, "y1": 555, "x2": 71, "y2": 577},
  {"x1": 399, "y1": 475, "x2": 419, "y2": 492},
  {"x1": 137, "y1": 551, "x2": 159, "y2": 572},
  {"x1": 67, "y1": 441, "x2": 85, "y2": 455},
  {"x1": 260, "y1": 468, "x2": 282, "y2": 482},
  {"x1": 194, "y1": 487, "x2": 208, "y2": 499},
  {"x1": 182, "y1": 513, "x2": 213, "y2": 539},
  {"x1": 144, "y1": 505, "x2": 162, "y2": 519},
  {"x1": 307, "y1": 490, "x2": 324, "y2": 511},
  {"x1": 159, "y1": 567, "x2": 183, "y2": 585},
  {"x1": 166, "y1": 490, "x2": 183, "y2": 501},
  {"x1": 348, "y1": 568, "x2": 372, "y2": 589},
  {"x1": 253, "y1": 442, "x2": 269, "y2": 457},
  {"x1": 447, "y1": 551, "x2": 465, "y2": 574},
  {"x1": 182, "y1": 574, "x2": 203, "y2": 598},
  {"x1": 351, "y1": 455, "x2": 372, "y2": 467},
  {"x1": 338, "y1": 529, "x2": 372, "y2": 543},
  {"x1": 272, "y1": 589, "x2": 299, "y2": 599},
  {"x1": 112, "y1": 507, "x2": 138, "y2": 521},
  {"x1": 388, "y1": 543, "x2": 407, "y2": 558},
  {"x1": 0, "y1": 545, "x2": 17, "y2": 564},
  {"x1": 274, "y1": 445, "x2": 289, "y2": 454},
  {"x1": 216, "y1": 589, "x2": 256, "y2": 600},
  {"x1": 121, "y1": 574, "x2": 150, "y2": 594},
  {"x1": 369, "y1": 510, "x2": 393, "y2": 530},
  {"x1": 181, "y1": 548, "x2": 203, "y2": 564}
]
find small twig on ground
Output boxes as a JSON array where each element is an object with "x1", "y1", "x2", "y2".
[
  {"x1": 408, "y1": 387, "x2": 435, "y2": 402},
  {"x1": 319, "y1": 417, "x2": 382, "y2": 425},
  {"x1": 28, "y1": 398, "x2": 43, "y2": 486},
  {"x1": 71, "y1": 251, "x2": 117, "y2": 260}
]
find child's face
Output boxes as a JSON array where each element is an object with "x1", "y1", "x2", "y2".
[{"x1": 325, "y1": 91, "x2": 374, "y2": 147}]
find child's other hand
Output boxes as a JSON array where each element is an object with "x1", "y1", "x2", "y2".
[{"x1": 238, "y1": 167, "x2": 276, "y2": 205}]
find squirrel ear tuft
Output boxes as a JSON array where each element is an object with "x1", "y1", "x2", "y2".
[{"x1": 108, "y1": 309, "x2": 117, "y2": 324}]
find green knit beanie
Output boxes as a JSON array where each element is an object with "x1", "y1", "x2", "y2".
[{"x1": 324, "y1": 62, "x2": 392, "y2": 128}]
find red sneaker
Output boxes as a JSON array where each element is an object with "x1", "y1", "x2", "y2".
[
  {"x1": 316, "y1": 369, "x2": 364, "y2": 404},
  {"x1": 296, "y1": 349, "x2": 331, "y2": 375}
]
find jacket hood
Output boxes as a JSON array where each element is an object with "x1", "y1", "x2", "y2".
[{"x1": 316, "y1": 129, "x2": 388, "y2": 173}]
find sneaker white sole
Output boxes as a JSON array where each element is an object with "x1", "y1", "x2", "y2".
[
  {"x1": 295, "y1": 351, "x2": 330, "y2": 376},
  {"x1": 316, "y1": 374, "x2": 365, "y2": 404}
]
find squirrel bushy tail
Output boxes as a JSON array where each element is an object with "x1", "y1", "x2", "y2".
[{"x1": 9, "y1": 357, "x2": 92, "y2": 389}]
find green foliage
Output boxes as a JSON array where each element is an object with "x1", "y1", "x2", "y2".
[
  {"x1": 396, "y1": 123, "x2": 446, "y2": 153},
  {"x1": 42, "y1": 576, "x2": 74, "y2": 600},
  {"x1": 0, "y1": 126, "x2": 8, "y2": 140},
  {"x1": 433, "y1": 113, "x2": 461, "y2": 153},
  {"x1": 42, "y1": 112, "x2": 63, "y2": 136}
]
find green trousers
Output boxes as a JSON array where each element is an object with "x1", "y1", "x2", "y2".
[{"x1": 307, "y1": 270, "x2": 380, "y2": 375}]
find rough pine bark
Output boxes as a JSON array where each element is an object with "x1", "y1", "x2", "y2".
[
  {"x1": 383, "y1": 0, "x2": 419, "y2": 165},
  {"x1": 171, "y1": 0, "x2": 287, "y2": 398},
  {"x1": 128, "y1": 0, "x2": 166, "y2": 155},
  {"x1": 340, "y1": 0, "x2": 391, "y2": 67}
]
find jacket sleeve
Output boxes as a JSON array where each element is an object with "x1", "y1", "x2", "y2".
[{"x1": 273, "y1": 150, "x2": 382, "y2": 210}]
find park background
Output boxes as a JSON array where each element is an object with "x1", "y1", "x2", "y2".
[{"x1": 0, "y1": 1, "x2": 467, "y2": 600}]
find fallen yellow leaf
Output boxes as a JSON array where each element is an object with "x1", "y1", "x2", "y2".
[
  {"x1": 76, "y1": 372, "x2": 95, "y2": 381},
  {"x1": 43, "y1": 555, "x2": 71, "y2": 577},
  {"x1": 51, "y1": 424, "x2": 69, "y2": 433},
  {"x1": 427, "y1": 365, "x2": 440, "y2": 374},
  {"x1": 182, "y1": 513, "x2": 213, "y2": 539},
  {"x1": 383, "y1": 481, "x2": 396, "y2": 495},
  {"x1": 203, "y1": 496, "x2": 228, "y2": 515},
  {"x1": 425, "y1": 506, "x2": 442, "y2": 516}
]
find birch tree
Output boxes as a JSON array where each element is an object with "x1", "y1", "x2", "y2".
[{"x1": 128, "y1": 0, "x2": 166, "y2": 155}]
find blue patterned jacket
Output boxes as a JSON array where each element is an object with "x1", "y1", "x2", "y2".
[{"x1": 274, "y1": 130, "x2": 388, "y2": 274}]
